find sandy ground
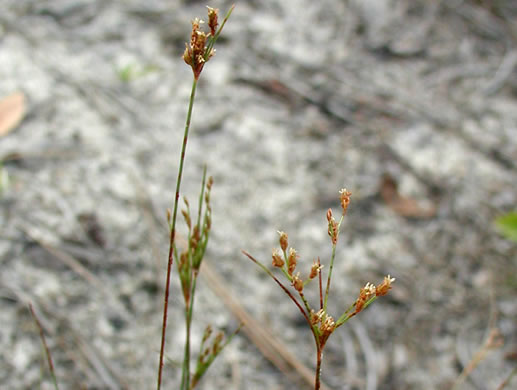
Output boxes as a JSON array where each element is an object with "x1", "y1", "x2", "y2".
[{"x1": 1, "y1": 0, "x2": 517, "y2": 389}]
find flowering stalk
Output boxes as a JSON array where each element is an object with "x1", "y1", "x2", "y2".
[
  {"x1": 157, "y1": 6, "x2": 235, "y2": 390},
  {"x1": 244, "y1": 189, "x2": 394, "y2": 389}
]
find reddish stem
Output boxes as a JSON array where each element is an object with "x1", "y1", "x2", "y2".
[
  {"x1": 157, "y1": 78, "x2": 198, "y2": 390},
  {"x1": 242, "y1": 251, "x2": 312, "y2": 325},
  {"x1": 315, "y1": 347, "x2": 322, "y2": 390}
]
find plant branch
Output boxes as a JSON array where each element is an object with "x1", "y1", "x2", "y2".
[{"x1": 242, "y1": 251, "x2": 312, "y2": 326}]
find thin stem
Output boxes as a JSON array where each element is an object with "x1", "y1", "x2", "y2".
[
  {"x1": 318, "y1": 259, "x2": 323, "y2": 310},
  {"x1": 196, "y1": 166, "x2": 207, "y2": 229},
  {"x1": 157, "y1": 78, "x2": 198, "y2": 390},
  {"x1": 323, "y1": 215, "x2": 344, "y2": 312},
  {"x1": 205, "y1": 5, "x2": 235, "y2": 58},
  {"x1": 315, "y1": 347, "x2": 322, "y2": 390},
  {"x1": 242, "y1": 251, "x2": 312, "y2": 326},
  {"x1": 298, "y1": 291, "x2": 315, "y2": 329},
  {"x1": 181, "y1": 273, "x2": 199, "y2": 390},
  {"x1": 336, "y1": 295, "x2": 377, "y2": 327}
]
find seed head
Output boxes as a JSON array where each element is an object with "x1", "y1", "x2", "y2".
[
  {"x1": 327, "y1": 214, "x2": 338, "y2": 245},
  {"x1": 179, "y1": 251, "x2": 188, "y2": 272},
  {"x1": 212, "y1": 332, "x2": 224, "y2": 354},
  {"x1": 309, "y1": 258, "x2": 323, "y2": 279},
  {"x1": 190, "y1": 225, "x2": 200, "y2": 250},
  {"x1": 353, "y1": 282, "x2": 376, "y2": 315},
  {"x1": 292, "y1": 273, "x2": 304, "y2": 292},
  {"x1": 339, "y1": 188, "x2": 352, "y2": 214},
  {"x1": 271, "y1": 249, "x2": 284, "y2": 268},
  {"x1": 207, "y1": 6, "x2": 219, "y2": 36},
  {"x1": 181, "y1": 209, "x2": 191, "y2": 229},
  {"x1": 183, "y1": 18, "x2": 210, "y2": 79},
  {"x1": 205, "y1": 212, "x2": 212, "y2": 230},
  {"x1": 310, "y1": 309, "x2": 325, "y2": 325},
  {"x1": 202, "y1": 325, "x2": 213, "y2": 343},
  {"x1": 277, "y1": 231, "x2": 288, "y2": 251},
  {"x1": 376, "y1": 275, "x2": 395, "y2": 296},
  {"x1": 320, "y1": 314, "x2": 336, "y2": 335},
  {"x1": 287, "y1": 248, "x2": 298, "y2": 275}
]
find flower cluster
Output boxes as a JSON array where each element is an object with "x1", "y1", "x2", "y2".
[
  {"x1": 244, "y1": 188, "x2": 395, "y2": 388},
  {"x1": 182, "y1": 6, "x2": 232, "y2": 80},
  {"x1": 191, "y1": 324, "x2": 241, "y2": 389},
  {"x1": 177, "y1": 171, "x2": 213, "y2": 304}
]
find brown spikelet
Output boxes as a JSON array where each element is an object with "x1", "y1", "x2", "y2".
[
  {"x1": 287, "y1": 248, "x2": 298, "y2": 276},
  {"x1": 278, "y1": 231, "x2": 288, "y2": 251},
  {"x1": 292, "y1": 273, "x2": 304, "y2": 292},
  {"x1": 272, "y1": 249, "x2": 285, "y2": 268},
  {"x1": 339, "y1": 188, "x2": 352, "y2": 214},
  {"x1": 207, "y1": 7, "x2": 219, "y2": 36},
  {"x1": 376, "y1": 275, "x2": 395, "y2": 296}
]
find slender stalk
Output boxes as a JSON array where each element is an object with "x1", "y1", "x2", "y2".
[
  {"x1": 181, "y1": 273, "x2": 199, "y2": 390},
  {"x1": 180, "y1": 167, "x2": 208, "y2": 389},
  {"x1": 318, "y1": 260, "x2": 323, "y2": 310},
  {"x1": 157, "y1": 78, "x2": 198, "y2": 390},
  {"x1": 205, "y1": 5, "x2": 235, "y2": 56},
  {"x1": 323, "y1": 215, "x2": 344, "y2": 311},
  {"x1": 298, "y1": 292, "x2": 314, "y2": 323},
  {"x1": 336, "y1": 295, "x2": 377, "y2": 327},
  {"x1": 196, "y1": 166, "x2": 207, "y2": 228},
  {"x1": 242, "y1": 251, "x2": 312, "y2": 325},
  {"x1": 29, "y1": 303, "x2": 59, "y2": 390}
]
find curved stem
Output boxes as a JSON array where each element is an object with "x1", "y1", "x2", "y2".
[{"x1": 157, "y1": 78, "x2": 198, "y2": 390}]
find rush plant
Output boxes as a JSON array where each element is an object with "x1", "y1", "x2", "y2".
[
  {"x1": 243, "y1": 189, "x2": 395, "y2": 389},
  {"x1": 157, "y1": 4, "x2": 394, "y2": 390},
  {"x1": 156, "y1": 5, "x2": 237, "y2": 390}
]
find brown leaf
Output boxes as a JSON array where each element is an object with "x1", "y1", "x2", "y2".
[
  {"x1": 380, "y1": 174, "x2": 436, "y2": 218},
  {"x1": 0, "y1": 92, "x2": 26, "y2": 137}
]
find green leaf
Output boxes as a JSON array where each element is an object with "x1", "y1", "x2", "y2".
[{"x1": 495, "y1": 212, "x2": 517, "y2": 242}]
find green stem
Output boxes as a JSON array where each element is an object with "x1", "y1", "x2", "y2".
[
  {"x1": 336, "y1": 295, "x2": 377, "y2": 327},
  {"x1": 181, "y1": 274, "x2": 199, "y2": 390},
  {"x1": 298, "y1": 292, "x2": 313, "y2": 323},
  {"x1": 323, "y1": 215, "x2": 344, "y2": 312},
  {"x1": 157, "y1": 78, "x2": 198, "y2": 390},
  {"x1": 196, "y1": 166, "x2": 207, "y2": 229},
  {"x1": 314, "y1": 346, "x2": 322, "y2": 390},
  {"x1": 204, "y1": 5, "x2": 235, "y2": 59}
]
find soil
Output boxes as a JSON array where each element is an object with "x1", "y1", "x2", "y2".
[{"x1": 1, "y1": 1, "x2": 517, "y2": 389}]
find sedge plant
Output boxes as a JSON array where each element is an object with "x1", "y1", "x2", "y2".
[
  {"x1": 25, "y1": 4, "x2": 394, "y2": 390},
  {"x1": 156, "y1": 5, "x2": 238, "y2": 390},
  {"x1": 243, "y1": 189, "x2": 395, "y2": 389}
]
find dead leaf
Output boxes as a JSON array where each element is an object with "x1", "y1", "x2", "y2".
[
  {"x1": 0, "y1": 92, "x2": 26, "y2": 137},
  {"x1": 380, "y1": 173, "x2": 436, "y2": 218}
]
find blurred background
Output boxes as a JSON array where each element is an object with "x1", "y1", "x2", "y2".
[{"x1": 1, "y1": 0, "x2": 516, "y2": 389}]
